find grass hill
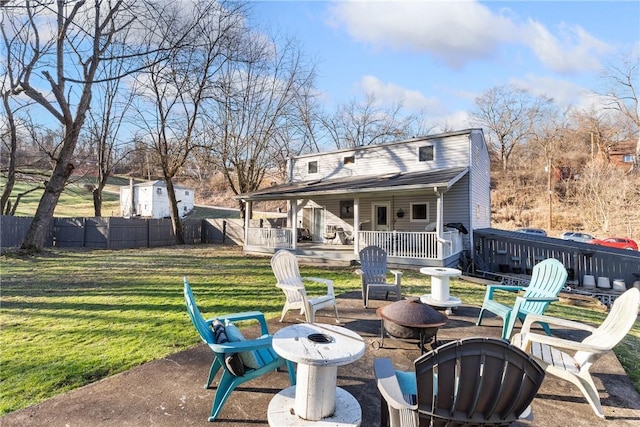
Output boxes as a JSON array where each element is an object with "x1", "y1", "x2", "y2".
[{"x1": 1, "y1": 177, "x2": 240, "y2": 219}]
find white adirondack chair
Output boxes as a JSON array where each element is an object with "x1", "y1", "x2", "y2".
[
  {"x1": 512, "y1": 287, "x2": 640, "y2": 419},
  {"x1": 270, "y1": 250, "x2": 340, "y2": 323}
]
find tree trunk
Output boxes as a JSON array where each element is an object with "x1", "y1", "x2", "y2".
[
  {"x1": 20, "y1": 162, "x2": 74, "y2": 252},
  {"x1": 1, "y1": 94, "x2": 18, "y2": 215},
  {"x1": 164, "y1": 177, "x2": 185, "y2": 244},
  {"x1": 92, "y1": 188, "x2": 102, "y2": 217}
]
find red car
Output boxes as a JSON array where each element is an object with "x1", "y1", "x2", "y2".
[{"x1": 588, "y1": 237, "x2": 638, "y2": 251}]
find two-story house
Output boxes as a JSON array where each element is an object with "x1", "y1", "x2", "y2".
[{"x1": 237, "y1": 129, "x2": 491, "y2": 267}]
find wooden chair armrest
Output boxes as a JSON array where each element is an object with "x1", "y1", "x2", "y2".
[
  {"x1": 303, "y1": 277, "x2": 334, "y2": 293},
  {"x1": 209, "y1": 335, "x2": 275, "y2": 354},
  {"x1": 374, "y1": 358, "x2": 417, "y2": 412},
  {"x1": 485, "y1": 284, "x2": 525, "y2": 299},
  {"x1": 521, "y1": 313, "x2": 597, "y2": 335},
  {"x1": 206, "y1": 311, "x2": 269, "y2": 335},
  {"x1": 520, "y1": 296, "x2": 558, "y2": 303},
  {"x1": 515, "y1": 331, "x2": 609, "y2": 354},
  {"x1": 389, "y1": 269, "x2": 403, "y2": 278}
]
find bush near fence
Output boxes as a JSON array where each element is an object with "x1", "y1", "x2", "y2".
[{"x1": 0, "y1": 216, "x2": 245, "y2": 249}]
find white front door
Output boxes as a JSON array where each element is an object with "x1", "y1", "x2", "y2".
[{"x1": 372, "y1": 203, "x2": 390, "y2": 231}]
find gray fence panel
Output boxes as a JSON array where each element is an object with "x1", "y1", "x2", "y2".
[
  {"x1": 203, "y1": 219, "x2": 243, "y2": 244},
  {"x1": 108, "y1": 217, "x2": 149, "y2": 249},
  {"x1": 182, "y1": 219, "x2": 203, "y2": 244},
  {"x1": 148, "y1": 219, "x2": 175, "y2": 247},
  {"x1": 1, "y1": 216, "x2": 32, "y2": 248},
  {"x1": 1, "y1": 216, "x2": 242, "y2": 250},
  {"x1": 84, "y1": 217, "x2": 109, "y2": 248},
  {"x1": 474, "y1": 228, "x2": 640, "y2": 289},
  {"x1": 53, "y1": 218, "x2": 86, "y2": 247}
]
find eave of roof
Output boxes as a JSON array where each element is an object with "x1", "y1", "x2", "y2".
[{"x1": 237, "y1": 167, "x2": 469, "y2": 201}]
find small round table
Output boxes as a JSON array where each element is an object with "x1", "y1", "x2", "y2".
[
  {"x1": 268, "y1": 323, "x2": 365, "y2": 426},
  {"x1": 420, "y1": 267, "x2": 462, "y2": 314}
]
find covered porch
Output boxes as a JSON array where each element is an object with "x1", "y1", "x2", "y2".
[{"x1": 239, "y1": 168, "x2": 470, "y2": 267}]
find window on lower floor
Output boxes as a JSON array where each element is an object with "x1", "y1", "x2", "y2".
[{"x1": 410, "y1": 202, "x2": 429, "y2": 221}]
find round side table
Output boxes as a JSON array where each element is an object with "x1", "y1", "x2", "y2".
[{"x1": 268, "y1": 323, "x2": 365, "y2": 426}]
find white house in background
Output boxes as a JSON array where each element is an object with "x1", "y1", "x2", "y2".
[
  {"x1": 236, "y1": 129, "x2": 492, "y2": 268},
  {"x1": 120, "y1": 180, "x2": 195, "y2": 219}
]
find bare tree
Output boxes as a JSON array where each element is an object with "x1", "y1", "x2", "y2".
[
  {"x1": 83, "y1": 50, "x2": 136, "y2": 216},
  {"x1": 472, "y1": 85, "x2": 554, "y2": 171},
  {"x1": 209, "y1": 32, "x2": 316, "y2": 216},
  {"x1": 1, "y1": 1, "x2": 157, "y2": 252},
  {"x1": 133, "y1": 0, "x2": 245, "y2": 242},
  {"x1": 320, "y1": 93, "x2": 418, "y2": 149}
]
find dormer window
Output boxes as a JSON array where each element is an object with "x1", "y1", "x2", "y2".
[
  {"x1": 308, "y1": 161, "x2": 318, "y2": 174},
  {"x1": 418, "y1": 145, "x2": 434, "y2": 162}
]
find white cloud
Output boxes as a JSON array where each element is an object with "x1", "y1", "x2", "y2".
[
  {"x1": 355, "y1": 75, "x2": 445, "y2": 113},
  {"x1": 327, "y1": 1, "x2": 612, "y2": 73},
  {"x1": 522, "y1": 20, "x2": 612, "y2": 73},
  {"x1": 327, "y1": 1, "x2": 515, "y2": 68}
]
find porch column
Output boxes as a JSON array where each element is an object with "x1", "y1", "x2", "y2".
[
  {"x1": 353, "y1": 197, "x2": 360, "y2": 255},
  {"x1": 290, "y1": 199, "x2": 297, "y2": 249},
  {"x1": 435, "y1": 190, "x2": 443, "y2": 237},
  {"x1": 244, "y1": 201, "x2": 252, "y2": 246}
]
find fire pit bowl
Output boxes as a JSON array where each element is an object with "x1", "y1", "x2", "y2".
[{"x1": 375, "y1": 298, "x2": 448, "y2": 353}]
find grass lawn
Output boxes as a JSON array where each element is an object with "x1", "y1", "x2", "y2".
[{"x1": 1, "y1": 244, "x2": 639, "y2": 416}]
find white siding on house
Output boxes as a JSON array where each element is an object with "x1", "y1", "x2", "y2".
[{"x1": 290, "y1": 134, "x2": 472, "y2": 182}]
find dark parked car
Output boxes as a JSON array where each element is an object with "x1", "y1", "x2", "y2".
[
  {"x1": 588, "y1": 237, "x2": 638, "y2": 251},
  {"x1": 514, "y1": 228, "x2": 547, "y2": 237},
  {"x1": 560, "y1": 231, "x2": 595, "y2": 243}
]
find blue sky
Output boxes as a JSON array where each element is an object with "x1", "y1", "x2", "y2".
[{"x1": 248, "y1": 0, "x2": 640, "y2": 130}]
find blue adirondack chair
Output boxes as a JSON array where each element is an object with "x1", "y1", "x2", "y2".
[
  {"x1": 355, "y1": 246, "x2": 402, "y2": 308},
  {"x1": 183, "y1": 278, "x2": 295, "y2": 421},
  {"x1": 476, "y1": 258, "x2": 568, "y2": 339}
]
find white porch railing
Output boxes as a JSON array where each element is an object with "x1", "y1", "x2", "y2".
[
  {"x1": 246, "y1": 227, "x2": 293, "y2": 249},
  {"x1": 358, "y1": 230, "x2": 462, "y2": 259}
]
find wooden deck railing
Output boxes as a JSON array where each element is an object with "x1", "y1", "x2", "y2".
[
  {"x1": 358, "y1": 230, "x2": 462, "y2": 260},
  {"x1": 473, "y1": 228, "x2": 640, "y2": 289}
]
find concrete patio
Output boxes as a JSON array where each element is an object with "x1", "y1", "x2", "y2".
[{"x1": 2, "y1": 290, "x2": 639, "y2": 427}]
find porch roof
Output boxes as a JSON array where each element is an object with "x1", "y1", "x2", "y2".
[{"x1": 239, "y1": 167, "x2": 468, "y2": 201}]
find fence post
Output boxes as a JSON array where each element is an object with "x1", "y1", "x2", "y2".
[{"x1": 222, "y1": 220, "x2": 227, "y2": 244}]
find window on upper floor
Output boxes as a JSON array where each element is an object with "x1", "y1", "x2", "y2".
[
  {"x1": 343, "y1": 155, "x2": 355, "y2": 165},
  {"x1": 156, "y1": 187, "x2": 162, "y2": 194},
  {"x1": 622, "y1": 154, "x2": 634, "y2": 163},
  {"x1": 308, "y1": 160, "x2": 318, "y2": 174},
  {"x1": 410, "y1": 202, "x2": 429, "y2": 222},
  {"x1": 418, "y1": 145, "x2": 434, "y2": 162}
]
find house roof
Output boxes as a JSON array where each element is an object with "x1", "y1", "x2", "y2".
[{"x1": 238, "y1": 167, "x2": 469, "y2": 201}]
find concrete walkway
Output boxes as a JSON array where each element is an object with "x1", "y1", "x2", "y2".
[{"x1": 2, "y1": 292, "x2": 639, "y2": 427}]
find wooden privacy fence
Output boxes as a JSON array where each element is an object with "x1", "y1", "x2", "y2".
[
  {"x1": 0, "y1": 216, "x2": 245, "y2": 249},
  {"x1": 473, "y1": 228, "x2": 640, "y2": 290}
]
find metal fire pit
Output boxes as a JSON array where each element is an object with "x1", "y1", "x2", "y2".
[{"x1": 375, "y1": 298, "x2": 448, "y2": 353}]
